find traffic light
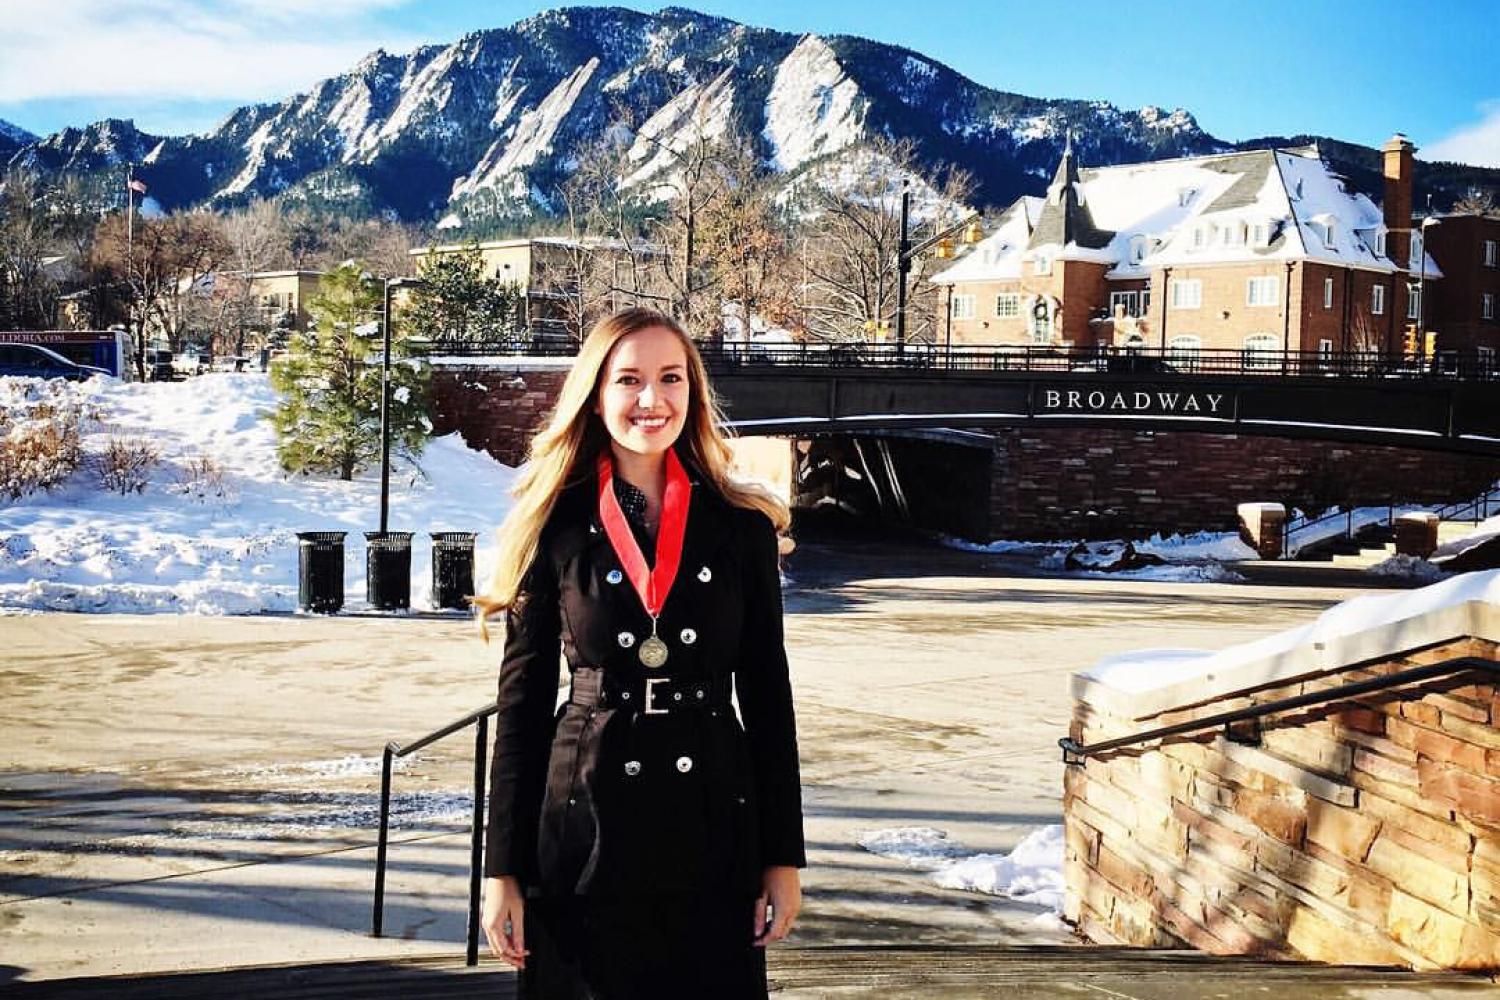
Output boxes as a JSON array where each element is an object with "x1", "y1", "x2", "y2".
[
  {"x1": 1423, "y1": 332, "x2": 1437, "y2": 357},
  {"x1": 1402, "y1": 327, "x2": 1419, "y2": 356}
]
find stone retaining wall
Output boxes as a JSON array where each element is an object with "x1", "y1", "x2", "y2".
[{"x1": 1065, "y1": 639, "x2": 1500, "y2": 970}]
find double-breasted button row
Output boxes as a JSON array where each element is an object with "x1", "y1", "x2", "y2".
[
  {"x1": 617, "y1": 628, "x2": 698, "y2": 648},
  {"x1": 604, "y1": 565, "x2": 711, "y2": 584},
  {"x1": 621, "y1": 756, "x2": 693, "y2": 776}
]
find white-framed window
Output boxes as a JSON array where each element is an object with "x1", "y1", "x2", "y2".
[
  {"x1": 1128, "y1": 236, "x2": 1148, "y2": 264},
  {"x1": 1323, "y1": 277, "x2": 1334, "y2": 309},
  {"x1": 1251, "y1": 223, "x2": 1268, "y2": 246},
  {"x1": 1177, "y1": 188, "x2": 1195, "y2": 207},
  {"x1": 1321, "y1": 221, "x2": 1337, "y2": 248},
  {"x1": 1028, "y1": 298, "x2": 1053, "y2": 343},
  {"x1": 1192, "y1": 227, "x2": 1205, "y2": 250},
  {"x1": 995, "y1": 293, "x2": 1020, "y2": 318},
  {"x1": 1480, "y1": 346, "x2": 1497, "y2": 372},
  {"x1": 1484, "y1": 293, "x2": 1496, "y2": 320},
  {"x1": 1485, "y1": 240, "x2": 1498, "y2": 267},
  {"x1": 1409, "y1": 231, "x2": 1423, "y2": 265},
  {"x1": 1407, "y1": 286, "x2": 1421, "y2": 320},
  {"x1": 1371, "y1": 284, "x2": 1386, "y2": 315},
  {"x1": 1246, "y1": 276, "x2": 1279, "y2": 307},
  {"x1": 951, "y1": 294, "x2": 975, "y2": 320},
  {"x1": 1167, "y1": 334, "x2": 1202, "y2": 370},
  {"x1": 1318, "y1": 338, "x2": 1334, "y2": 364},
  {"x1": 1170, "y1": 279, "x2": 1202, "y2": 309},
  {"x1": 1374, "y1": 231, "x2": 1387, "y2": 257},
  {"x1": 1033, "y1": 254, "x2": 1052, "y2": 276},
  {"x1": 1243, "y1": 333, "x2": 1280, "y2": 370},
  {"x1": 1110, "y1": 289, "x2": 1147, "y2": 318}
]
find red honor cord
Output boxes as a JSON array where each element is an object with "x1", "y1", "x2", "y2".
[{"x1": 596, "y1": 450, "x2": 692, "y2": 617}]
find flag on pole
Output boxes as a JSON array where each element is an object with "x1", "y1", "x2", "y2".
[{"x1": 127, "y1": 178, "x2": 147, "y2": 194}]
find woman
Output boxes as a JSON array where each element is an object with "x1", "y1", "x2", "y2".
[{"x1": 474, "y1": 308, "x2": 805, "y2": 999}]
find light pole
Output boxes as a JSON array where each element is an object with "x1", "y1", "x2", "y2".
[
  {"x1": 891, "y1": 181, "x2": 983, "y2": 351},
  {"x1": 379, "y1": 276, "x2": 426, "y2": 534}
]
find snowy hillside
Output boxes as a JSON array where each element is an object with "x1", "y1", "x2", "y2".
[
  {"x1": 0, "y1": 374, "x2": 516, "y2": 615},
  {"x1": 4, "y1": 6, "x2": 1224, "y2": 223}
]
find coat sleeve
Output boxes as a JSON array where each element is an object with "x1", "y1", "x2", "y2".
[
  {"x1": 735, "y1": 512, "x2": 807, "y2": 869},
  {"x1": 484, "y1": 548, "x2": 563, "y2": 880}
]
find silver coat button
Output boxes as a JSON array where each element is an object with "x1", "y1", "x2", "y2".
[
  {"x1": 676, "y1": 756, "x2": 693, "y2": 773},
  {"x1": 624, "y1": 760, "x2": 642, "y2": 777},
  {"x1": 617, "y1": 631, "x2": 635, "y2": 649},
  {"x1": 606, "y1": 569, "x2": 623, "y2": 585},
  {"x1": 680, "y1": 628, "x2": 697, "y2": 645},
  {"x1": 697, "y1": 566, "x2": 712, "y2": 583}
]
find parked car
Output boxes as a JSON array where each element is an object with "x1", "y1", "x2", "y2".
[
  {"x1": 1070, "y1": 354, "x2": 1177, "y2": 375},
  {"x1": 0, "y1": 343, "x2": 112, "y2": 381},
  {"x1": 145, "y1": 348, "x2": 175, "y2": 381},
  {"x1": 173, "y1": 349, "x2": 212, "y2": 377}
]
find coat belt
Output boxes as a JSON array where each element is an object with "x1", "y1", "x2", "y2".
[{"x1": 568, "y1": 666, "x2": 730, "y2": 716}]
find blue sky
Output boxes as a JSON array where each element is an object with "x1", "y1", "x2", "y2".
[{"x1": 2, "y1": 0, "x2": 1497, "y2": 166}]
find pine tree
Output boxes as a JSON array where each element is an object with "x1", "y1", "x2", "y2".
[
  {"x1": 269, "y1": 263, "x2": 429, "y2": 481},
  {"x1": 405, "y1": 244, "x2": 523, "y2": 346}
]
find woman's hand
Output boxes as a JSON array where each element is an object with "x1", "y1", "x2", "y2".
[
  {"x1": 753, "y1": 865, "x2": 802, "y2": 946},
  {"x1": 482, "y1": 875, "x2": 529, "y2": 968}
]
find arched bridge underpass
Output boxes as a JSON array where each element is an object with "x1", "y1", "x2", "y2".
[{"x1": 706, "y1": 365, "x2": 1500, "y2": 457}]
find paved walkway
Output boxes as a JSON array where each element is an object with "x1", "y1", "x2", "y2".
[{"x1": 4, "y1": 545, "x2": 1477, "y2": 990}]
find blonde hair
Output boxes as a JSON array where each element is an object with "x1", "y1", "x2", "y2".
[{"x1": 473, "y1": 308, "x2": 789, "y2": 635}]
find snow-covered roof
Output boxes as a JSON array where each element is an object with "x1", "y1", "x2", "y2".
[
  {"x1": 930, "y1": 198, "x2": 1043, "y2": 284},
  {"x1": 937, "y1": 147, "x2": 1439, "y2": 284},
  {"x1": 1073, "y1": 569, "x2": 1500, "y2": 721}
]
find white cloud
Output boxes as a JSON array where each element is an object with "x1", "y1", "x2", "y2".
[
  {"x1": 1423, "y1": 101, "x2": 1500, "y2": 168},
  {"x1": 0, "y1": 0, "x2": 423, "y2": 112}
]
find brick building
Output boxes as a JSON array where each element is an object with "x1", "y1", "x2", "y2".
[
  {"x1": 1422, "y1": 212, "x2": 1500, "y2": 369},
  {"x1": 932, "y1": 134, "x2": 1449, "y2": 368}
]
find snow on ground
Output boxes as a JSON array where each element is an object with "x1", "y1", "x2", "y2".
[
  {"x1": 0, "y1": 373, "x2": 516, "y2": 615},
  {"x1": 943, "y1": 529, "x2": 1253, "y2": 583},
  {"x1": 1082, "y1": 569, "x2": 1500, "y2": 695},
  {"x1": 859, "y1": 824, "x2": 1065, "y2": 915},
  {"x1": 1433, "y1": 511, "x2": 1500, "y2": 563}
]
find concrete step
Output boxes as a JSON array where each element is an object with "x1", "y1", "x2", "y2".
[
  {"x1": 1438, "y1": 521, "x2": 1485, "y2": 544},
  {"x1": 1330, "y1": 550, "x2": 1394, "y2": 568},
  {"x1": 6, "y1": 948, "x2": 1495, "y2": 999}
]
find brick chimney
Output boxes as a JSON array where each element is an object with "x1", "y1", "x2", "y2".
[{"x1": 1381, "y1": 133, "x2": 1415, "y2": 268}]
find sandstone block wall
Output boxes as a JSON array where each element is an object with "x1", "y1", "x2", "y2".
[
  {"x1": 1065, "y1": 638, "x2": 1500, "y2": 970},
  {"x1": 429, "y1": 365, "x2": 569, "y2": 466}
]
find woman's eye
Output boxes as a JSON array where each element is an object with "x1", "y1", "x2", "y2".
[
  {"x1": 662, "y1": 373, "x2": 683, "y2": 383},
  {"x1": 615, "y1": 375, "x2": 638, "y2": 385}
]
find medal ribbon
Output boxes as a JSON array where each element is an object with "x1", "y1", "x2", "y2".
[{"x1": 596, "y1": 449, "x2": 691, "y2": 618}]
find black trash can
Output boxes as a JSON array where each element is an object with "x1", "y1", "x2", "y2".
[
  {"x1": 296, "y1": 531, "x2": 347, "y2": 613},
  {"x1": 431, "y1": 532, "x2": 477, "y2": 611},
  {"x1": 365, "y1": 531, "x2": 414, "y2": 611}
]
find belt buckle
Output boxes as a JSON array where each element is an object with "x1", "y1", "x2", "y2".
[{"x1": 643, "y1": 677, "x2": 669, "y2": 715}]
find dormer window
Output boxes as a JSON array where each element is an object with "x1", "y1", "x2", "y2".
[
  {"x1": 1251, "y1": 223, "x2": 1268, "y2": 246},
  {"x1": 1033, "y1": 253, "x2": 1052, "y2": 276},
  {"x1": 1322, "y1": 221, "x2": 1336, "y2": 248},
  {"x1": 1177, "y1": 188, "x2": 1195, "y2": 207},
  {"x1": 1128, "y1": 236, "x2": 1148, "y2": 264},
  {"x1": 1192, "y1": 227, "x2": 1205, "y2": 250},
  {"x1": 1409, "y1": 231, "x2": 1423, "y2": 264},
  {"x1": 1374, "y1": 231, "x2": 1387, "y2": 256}
]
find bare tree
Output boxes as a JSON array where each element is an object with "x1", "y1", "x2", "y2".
[
  {"x1": 791, "y1": 137, "x2": 973, "y2": 343},
  {"x1": 213, "y1": 200, "x2": 291, "y2": 355},
  {"x1": 0, "y1": 170, "x2": 57, "y2": 329},
  {"x1": 93, "y1": 210, "x2": 229, "y2": 377},
  {"x1": 699, "y1": 145, "x2": 799, "y2": 339},
  {"x1": 1453, "y1": 187, "x2": 1500, "y2": 219}
]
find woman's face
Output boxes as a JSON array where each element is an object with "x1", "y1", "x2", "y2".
[{"x1": 595, "y1": 326, "x2": 691, "y2": 461}]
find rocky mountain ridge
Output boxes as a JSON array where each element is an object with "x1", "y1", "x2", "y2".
[{"x1": 4, "y1": 6, "x2": 1495, "y2": 226}]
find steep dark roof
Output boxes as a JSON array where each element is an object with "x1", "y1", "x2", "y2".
[
  {"x1": 1200, "y1": 150, "x2": 1276, "y2": 214},
  {"x1": 1028, "y1": 136, "x2": 1113, "y2": 252}
]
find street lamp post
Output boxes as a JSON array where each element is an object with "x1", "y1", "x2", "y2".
[
  {"x1": 379, "y1": 276, "x2": 426, "y2": 534},
  {"x1": 892, "y1": 180, "x2": 983, "y2": 352}
]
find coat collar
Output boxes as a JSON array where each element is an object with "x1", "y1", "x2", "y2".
[{"x1": 549, "y1": 459, "x2": 734, "y2": 568}]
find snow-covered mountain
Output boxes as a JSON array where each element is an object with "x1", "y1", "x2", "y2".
[
  {"x1": 0, "y1": 118, "x2": 38, "y2": 160},
  {"x1": 4, "y1": 6, "x2": 1494, "y2": 223}
]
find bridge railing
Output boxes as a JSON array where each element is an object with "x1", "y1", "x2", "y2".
[{"x1": 418, "y1": 339, "x2": 1499, "y2": 380}]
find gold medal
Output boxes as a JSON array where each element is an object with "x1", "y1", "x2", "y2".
[{"x1": 638, "y1": 635, "x2": 669, "y2": 669}]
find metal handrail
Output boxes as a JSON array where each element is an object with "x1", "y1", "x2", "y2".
[
  {"x1": 1060, "y1": 655, "x2": 1495, "y2": 764},
  {"x1": 1432, "y1": 486, "x2": 1500, "y2": 525},
  {"x1": 1282, "y1": 504, "x2": 1396, "y2": 556},
  {"x1": 373, "y1": 703, "x2": 498, "y2": 967}
]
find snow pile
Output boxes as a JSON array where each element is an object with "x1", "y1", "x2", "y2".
[
  {"x1": 1367, "y1": 554, "x2": 1447, "y2": 582},
  {"x1": 945, "y1": 530, "x2": 1252, "y2": 583},
  {"x1": 1082, "y1": 569, "x2": 1500, "y2": 695},
  {"x1": 859, "y1": 824, "x2": 1065, "y2": 913},
  {"x1": 1433, "y1": 512, "x2": 1500, "y2": 563},
  {"x1": 0, "y1": 373, "x2": 516, "y2": 615}
]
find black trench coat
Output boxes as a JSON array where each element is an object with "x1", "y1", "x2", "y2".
[{"x1": 484, "y1": 468, "x2": 806, "y2": 906}]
